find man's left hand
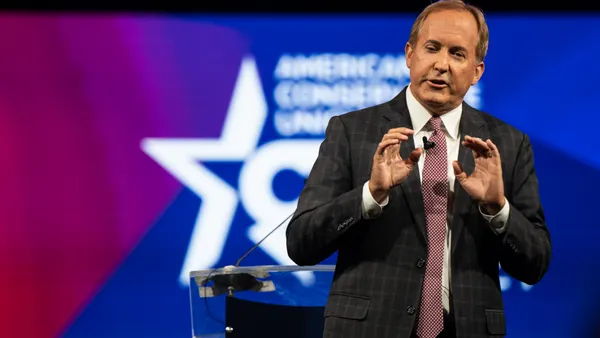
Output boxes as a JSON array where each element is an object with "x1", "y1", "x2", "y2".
[{"x1": 453, "y1": 135, "x2": 505, "y2": 214}]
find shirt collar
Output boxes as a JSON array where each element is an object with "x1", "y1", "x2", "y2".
[{"x1": 405, "y1": 84, "x2": 462, "y2": 140}]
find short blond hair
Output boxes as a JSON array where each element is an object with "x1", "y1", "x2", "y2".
[{"x1": 408, "y1": 0, "x2": 489, "y2": 63}]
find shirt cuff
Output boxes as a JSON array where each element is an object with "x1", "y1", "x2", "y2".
[
  {"x1": 479, "y1": 197, "x2": 510, "y2": 234},
  {"x1": 361, "y1": 181, "x2": 389, "y2": 219}
]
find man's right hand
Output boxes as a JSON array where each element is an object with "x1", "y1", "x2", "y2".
[{"x1": 368, "y1": 128, "x2": 422, "y2": 203}]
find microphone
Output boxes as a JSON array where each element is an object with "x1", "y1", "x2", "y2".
[
  {"x1": 200, "y1": 210, "x2": 296, "y2": 326},
  {"x1": 199, "y1": 180, "x2": 310, "y2": 327},
  {"x1": 423, "y1": 136, "x2": 436, "y2": 150},
  {"x1": 201, "y1": 189, "x2": 301, "y2": 301},
  {"x1": 234, "y1": 212, "x2": 294, "y2": 267}
]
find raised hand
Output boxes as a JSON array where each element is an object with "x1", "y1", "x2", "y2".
[
  {"x1": 452, "y1": 135, "x2": 505, "y2": 214},
  {"x1": 369, "y1": 128, "x2": 423, "y2": 203}
]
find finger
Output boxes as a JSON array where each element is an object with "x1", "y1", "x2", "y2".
[
  {"x1": 463, "y1": 135, "x2": 480, "y2": 145},
  {"x1": 463, "y1": 135, "x2": 480, "y2": 146},
  {"x1": 464, "y1": 136, "x2": 490, "y2": 151},
  {"x1": 463, "y1": 136, "x2": 491, "y2": 158},
  {"x1": 405, "y1": 148, "x2": 422, "y2": 167},
  {"x1": 471, "y1": 138, "x2": 493, "y2": 158},
  {"x1": 472, "y1": 137, "x2": 490, "y2": 151},
  {"x1": 382, "y1": 132, "x2": 410, "y2": 142},
  {"x1": 375, "y1": 139, "x2": 400, "y2": 158},
  {"x1": 383, "y1": 140, "x2": 400, "y2": 162},
  {"x1": 387, "y1": 127, "x2": 414, "y2": 136},
  {"x1": 462, "y1": 136, "x2": 477, "y2": 149},
  {"x1": 486, "y1": 139, "x2": 500, "y2": 157},
  {"x1": 389, "y1": 142, "x2": 401, "y2": 160},
  {"x1": 462, "y1": 139, "x2": 481, "y2": 157},
  {"x1": 453, "y1": 160, "x2": 468, "y2": 183},
  {"x1": 382, "y1": 144, "x2": 390, "y2": 162}
]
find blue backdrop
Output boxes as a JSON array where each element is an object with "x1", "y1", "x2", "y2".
[{"x1": 54, "y1": 14, "x2": 599, "y2": 338}]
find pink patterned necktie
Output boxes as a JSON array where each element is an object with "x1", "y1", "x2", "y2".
[{"x1": 416, "y1": 116, "x2": 448, "y2": 338}]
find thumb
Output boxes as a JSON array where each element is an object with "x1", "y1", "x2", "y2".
[
  {"x1": 453, "y1": 160, "x2": 468, "y2": 183},
  {"x1": 405, "y1": 148, "x2": 423, "y2": 167}
]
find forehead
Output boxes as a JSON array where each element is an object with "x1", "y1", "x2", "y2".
[{"x1": 419, "y1": 9, "x2": 479, "y2": 50}]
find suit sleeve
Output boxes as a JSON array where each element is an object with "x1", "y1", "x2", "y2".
[
  {"x1": 286, "y1": 115, "x2": 365, "y2": 266},
  {"x1": 497, "y1": 133, "x2": 552, "y2": 285}
]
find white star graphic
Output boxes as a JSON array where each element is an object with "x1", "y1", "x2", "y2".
[{"x1": 141, "y1": 55, "x2": 268, "y2": 285}]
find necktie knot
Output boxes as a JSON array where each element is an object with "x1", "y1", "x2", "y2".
[{"x1": 428, "y1": 116, "x2": 442, "y2": 132}]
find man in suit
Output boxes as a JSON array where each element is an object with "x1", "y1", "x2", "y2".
[{"x1": 285, "y1": 1, "x2": 552, "y2": 337}]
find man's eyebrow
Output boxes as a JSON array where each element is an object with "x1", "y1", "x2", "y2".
[
  {"x1": 451, "y1": 45, "x2": 468, "y2": 52},
  {"x1": 424, "y1": 39, "x2": 469, "y2": 52},
  {"x1": 424, "y1": 39, "x2": 441, "y2": 46}
]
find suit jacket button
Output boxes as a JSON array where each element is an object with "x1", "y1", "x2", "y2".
[
  {"x1": 406, "y1": 306, "x2": 415, "y2": 315},
  {"x1": 416, "y1": 258, "x2": 425, "y2": 268}
]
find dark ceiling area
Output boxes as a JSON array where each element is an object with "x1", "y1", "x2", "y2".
[{"x1": 1, "y1": 0, "x2": 598, "y2": 13}]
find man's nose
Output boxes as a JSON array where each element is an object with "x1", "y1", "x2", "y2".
[{"x1": 434, "y1": 54, "x2": 450, "y2": 72}]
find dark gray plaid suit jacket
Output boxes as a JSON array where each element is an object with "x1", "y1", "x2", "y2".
[{"x1": 286, "y1": 87, "x2": 552, "y2": 338}]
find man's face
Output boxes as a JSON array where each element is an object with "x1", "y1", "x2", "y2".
[{"x1": 405, "y1": 9, "x2": 484, "y2": 114}]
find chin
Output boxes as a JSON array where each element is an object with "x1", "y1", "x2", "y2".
[{"x1": 422, "y1": 92, "x2": 450, "y2": 105}]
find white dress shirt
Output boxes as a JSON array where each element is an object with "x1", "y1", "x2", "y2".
[{"x1": 361, "y1": 85, "x2": 510, "y2": 313}]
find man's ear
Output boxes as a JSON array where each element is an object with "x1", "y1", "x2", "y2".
[
  {"x1": 471, "y1": 61, "x2": 485, "y2": 85},
  {"x1": 405, "y1": 42, "x2": 413, "y2": 69}
]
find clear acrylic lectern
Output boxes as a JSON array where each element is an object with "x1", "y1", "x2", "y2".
[{"x1": 189, "y1": 265, "x2": 335, "y2": 338}]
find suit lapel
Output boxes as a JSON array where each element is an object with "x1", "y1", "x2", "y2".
[
  {"x1": 451, "y1": 104, "x2": 488, "y2": 256},
  {"x1": 381, "y1": 88, "x2": 427, "y2": 243}
]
